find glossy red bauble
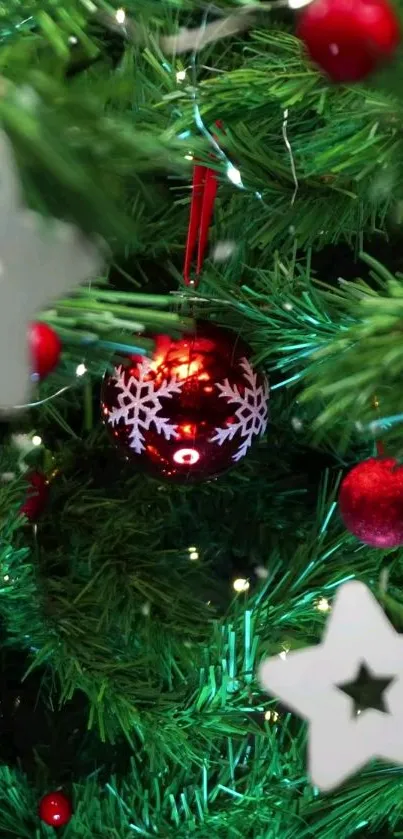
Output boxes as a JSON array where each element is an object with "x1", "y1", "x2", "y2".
[
  {"x1": 29, "y1": 322, "x2": 61, "y2": 379},
  {"x1": 38, "y1": 791, "x2": 72, "y2": 827},
  {"x1": 339, "y1": 457, "x2": 403, "y2": 547},
  {"x1": 101, "y1": 322, "x2": 269, "y2": 483},
  {"x1": 20, "y1": 471, "x2": 49, "y2": 522},
  {"x1": 297, "y1": 0, "x2": 400, "y2": 82}
]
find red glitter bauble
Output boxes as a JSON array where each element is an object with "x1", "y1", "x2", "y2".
[
  {"x1": 339, "y1": 457, "x2": 403, "y2": 547},
  {"x1": 39, "y1": 791, "x2": 72, "y2": 827},
  {"x1": 20, "y1": 471, "x2": 49, "y2": 522},
  {"x1": 297, "y1": 0, "x2": 400, "y2": 82},
  {"x1": 29, "y1": 322, "x2": 61, "y2": 379},
  {"x1": 101, "y1": 322, "x2": 269, "y2": 482}
]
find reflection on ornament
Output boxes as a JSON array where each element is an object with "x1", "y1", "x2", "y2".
[
  {"x1": 101, "y1": 322, "x2": 269, "y2": 483},
  {"x1": 173, "y1": 448, "x2": 200, "y2": 465}
]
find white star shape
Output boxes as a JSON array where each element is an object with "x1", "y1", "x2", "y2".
[
  {"x1": 0, "y1": 131, "x2": 104, "y2": 411},
  {"x1": 259, "y1": 581, "x2": 403, "y2": 791}
]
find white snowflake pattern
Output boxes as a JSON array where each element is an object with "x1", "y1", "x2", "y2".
[
  {"x1": 209, "y1": 358, "x2": 269, "y2": 461},
  {"x1": 107, "y1": 359, "x2": 183, "y2": 454}
]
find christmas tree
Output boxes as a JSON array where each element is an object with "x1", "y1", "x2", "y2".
[{"x1": 2, "y1": 0, "x2": 403, "y2": 835}]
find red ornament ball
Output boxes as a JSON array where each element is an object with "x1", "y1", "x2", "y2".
[
  {"x1": 29, "y1": 322, "x2": 61, "y2": 379},
  {"x1": 101, "y1": 322, "x2": 269, "y2": 483},
  {"x1": 39, "y1": 791, "x2": 72, "y2": 827},
  {"x1": 339, "y1": 457, "x2": 403, "y2": 547},
  {"x1": 20, "y1": 471, "x2": 49, "y2": 522},
  {"x1": 297, "y1": 0, "x2": 400, "y2": 82}
]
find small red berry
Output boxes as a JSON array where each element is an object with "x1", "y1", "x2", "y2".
[
  {"x1": 297, "y1": 0, "x2": 400, "y2": 82},
  {"x1": 39, "y1": 791, "x2": 72, "y2": 827},
  {"x1": 29, "y1": 322, "x2": 61, "y2": 379}
]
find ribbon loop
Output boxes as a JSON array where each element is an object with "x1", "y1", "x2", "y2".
[{"x1": 183, "y1": 163, "x2": 218, "y2": 286}]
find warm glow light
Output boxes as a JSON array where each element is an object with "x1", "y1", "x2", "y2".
[
  {"x1": 32, "y1": 435, "x2": 42, "y2": 447},
  {"x1": 226, "y1": 164, "x2": 243, "y2": 187},
  {"x1": 279, "y1": 650, "x2": 288, "y2": 661},
  {"x1": 179, "y1": 423, "x2": 196, "y2": 438},
  {"x1": 173, "y1": 448, "x2": 200, "y2": 466},
  {"x1": 176, "y1": 69, "x2": 186, "y2": 82},
  {"x1": 233, "y1": 577, "x2": 250, "y2": 593},
  {"x1": 265, "y1": 709, "x2": 279, "y2": 722},
  {"x1": 115, "y1": 7, "x2": 126, "y2": 23},
  {"x1": 189, "y1": 551, "x2": 199, "y2": 561},
  {"x1": 76, "y1": 363, "x2": 87, "y2": 377},
  {"x1": 175, "y1": 360, "x2": 202, "y2": 380},
  {"x1": 316, "y1": 597, "x2": 330, "y2": 612}
]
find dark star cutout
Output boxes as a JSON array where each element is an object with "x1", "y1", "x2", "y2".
[{"x1": 337, "y1": 662, "x2": 395, "y2": 717}]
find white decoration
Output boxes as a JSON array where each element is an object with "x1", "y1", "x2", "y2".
[
  {"x1": 107, "y1": 359, "x2": 183, "y2": 453},
  {"x1": 259, "y1": 581, "x2": 403, "y2": 791},
  {"x1": 209, "y1": 358, "x2": 269, "y2": 461},
  {"x1": 0, "y1": 131, "x2": 104, "y2": 411}
]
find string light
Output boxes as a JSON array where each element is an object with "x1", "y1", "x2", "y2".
[
  {"x1": 176, "y1": 69, "x2": 187, "y2": 82},
  {"x1": 288, "y1": 0, "x2": 314, "y2": 9},
  {"x1": 226, "y1": 163, "x2": 243, "y2": 188},
  {"x1": 32, "y1": 435, "x2": 42, "y2": 447},
  {"x1": 188, "y1": 547, "x2": 199, "y2": 561},
  {"x1": 265, "y1": 709, "x2": 279, "y2": 722},
  {"x1": 255, "y1": 565, "x2": 269, "y2": 580},
  {"x1": 316, "y1": 597, "x2": 331, "y2": 612},
  {"x1": 76, "y1": 363, "x2": 87, "y2": 377},
  {"x1": 233, "y1": 577, "x2": 250, "y2": 593},
  {"x1": 11, "y1": 385, "x2": 70, "y2": 409},
  {"x1": 115, "y1": 8, "x2": 126, "y2": 24},
  {"x1": 282, "y1": 109, "x2": 299, "y2": 206}
]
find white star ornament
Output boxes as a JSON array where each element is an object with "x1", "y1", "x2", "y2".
[
  {"x1": 259, "y1": 581, "x2": 403, "y2": 791},
  {"x1": 0, "y1": 131, "x2": 104, "y2": 411}
]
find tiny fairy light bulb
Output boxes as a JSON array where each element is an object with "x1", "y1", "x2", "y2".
[
  {"x1": 233, "y1": 577, "x2": 250, "y2": 593},
  {"x1": 188, "y1": 547, "x2": 199, "y2": 561},
  {"x1": 76, "y1": 362, "x2": 87, "y2": 377},
  {"x1": 226, "y1": 164, "x2": 243, "y2": 188},
  {"x1": 115, "y1": 7, "x2": 126, "y2": 23},
  {"x1": 32, "y1": 435, "x2": 42, "y2": 447},
  {"x1": 316, "y1": 597, "x2": 331, "y2": 612},
  {"x1": 176, "y1": 69, "x2": 187, "y2": 82},
  {"x1": 265, "y1": 709, "x2": 279, "y2": 722},
  {"x1": 288, "y1": 0, "x2": 314, "y2": 8}
]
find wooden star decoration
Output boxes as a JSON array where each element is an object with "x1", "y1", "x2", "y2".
[
  {"x1": 0, "y1": 131, "x2": 104, "y2": 411},
  {"x1": 259, "y1": 581, "x2": 403, "y2": 791}
]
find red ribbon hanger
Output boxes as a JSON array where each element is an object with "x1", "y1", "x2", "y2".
[
  {"x1": 183, "y1": 163, "x2": 218, "y2": 287},
  {"x1": 183, "y1": 122, "x2": 223, "y2": 287}
]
